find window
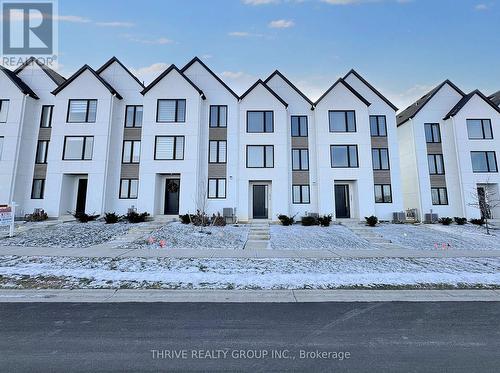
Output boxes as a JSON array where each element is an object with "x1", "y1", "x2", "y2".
[
  {"x1": 246, "y1": 145, "x2": 274, "y2": 168},
  {"x1": 35, "y1": 140, "x2": 49, "y2": 164},
  {"x1": 471, "y1": 151, "x2": 498, "y2": 172},
  {"x1": 330, "y1": 145, "x2": 358, "y2": 168},
  {"x1": 372, "y1": 148, "x2": 390, "y2": 170},
  {"x1": 67, "y1": 99, "x2": 97, "y2": 123},
  {"x1": 120, "y1": 179, "x2": 138, "y2": 199},
  {"x1": 370, "y1": 115, "x2": 387, "y2": 137},
  {"x1": 209, "y1": 105, "x2": 227, "y2": 128},
  {"x1": 374, "y1": 184, "x2": 392, "y2": 203},
  {"x1": 31, "y1": 179, "x2": 45, "y2": 199},
  {"x1": 209, "y1": 140, "x2": 226, "y2": 163},
  {"x1": 291, "y1": 116, "x2": 308, "y2": 137},
  {"x1": 63, "y1": 136, "x2": 94, "y2": 160},
  {"x1": 208, "y1": 178, "x2": 226, "y2": 199},
  {"x1": 428, "y1": 154, "x2": 445, "y2": 175},
  {"x1": 292, "y1": 149, "x2": 309, "y2": 171},
  {"x1": 0, "y1": 137, "x2": 3, "y2": 160},
  {"x1": 40, "y1": 105, "x2": 53, "y2": 128},
  {"x1": 122, "y1": 141, "x2": 141, "y2": 163},
  {"x1": 467, "y1": 119, "x2": 493, "y2": 140},
  {"x1": 157, "y1": 99, "x2": 186, "y2": 122},
  {"x1": 292, "y1": 185, "x2": 310, "y2": 204},
  {"x1": 247, "y1": 111, "x2": 273, "y2": 133},
  {"x1": 431, "y1": 187, "x2": 448, "y2": 205},
  {"x1": 0, "y1": 100, "x2": 9, "y2": 122},
  {"x1": 125, "y1": 105, "x2": 143, "y2": 128},
  {"x1": 155, "y1": 136, "x2": 184, "y2": 160},
  {"x1": 329, "y1": 111, "x2": 356, "y2": 132},
  {"x1": 424, "y1": 123, "x2": 441, "y2": 143}
]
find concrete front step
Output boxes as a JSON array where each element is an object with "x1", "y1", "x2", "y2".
[{"x1": 244, "y1": 240, "x2": 271, "y2": 249}]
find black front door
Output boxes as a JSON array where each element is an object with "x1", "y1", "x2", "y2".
[
  {"x1": 76, "y1": 179, "x2": 88, "y2": 214},
  {"x1": 164, "y1": 179, "x2": 180, "y2": 215},
  {"x1": 335, "y1": 184, "x2": 350, "y2": 219},
  {"x1": 252, "y1": 185, "x2": 267, "y2": 219}
]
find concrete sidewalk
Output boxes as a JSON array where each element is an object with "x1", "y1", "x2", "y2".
[
  {"x1": 0, "y1": 289, "x2": 499, "y2": 302},
  {"x1": 1, "y1": 245, "x2": 500, "y2": 258}
]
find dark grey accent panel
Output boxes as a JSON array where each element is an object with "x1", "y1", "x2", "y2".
[
  {"x1": 123, "y1": 128, "x2": 142, "y2": 141},
  {"x1": 208, "y1": 164, "x2": 227, "y2": 178},
  {"x1": 373, "y1": 170, "x2": 391, "y2": 184},
  {"x1": 33, "y1": 164, "x2": 47, "y2": 179},
  {"x1": 120, "y1": 164, "x2": 140, "y2": 179},
  {"x1": 430, "y1": 174, "x2": 447, "y2": 188},
  {"x1": 426, "y1": 142, "x2": 443, "y2": 154},
  {"x1": 371, "y1": 137, "x2": 388, "y2": 148},
  {"x1": 209, "y1": 128, "x2": 227, "y2": 141},
  {"x1": 292, "y1": 171, "x2": 310, "y2": 184},
  {"x1": 291, "y1": 137, "x2": 309, "y2": 148},
  {"x1": 38, "y1": 128, "x2": 52, "y2": 141}
]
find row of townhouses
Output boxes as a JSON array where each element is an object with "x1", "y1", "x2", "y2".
[{"x1": 0, "y1": 57, "x2": 499, "y2": 222}]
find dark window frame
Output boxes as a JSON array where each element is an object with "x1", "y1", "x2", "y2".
[
  {"x1": 66, "y1": 99, "x2": 98, "y2": 123},
  {"x1": 466, "y1": 119, "x2": 493, "y2": 140},
  {"x1": 291, "y1": 115, "x2": 308, "y2": 137},
  {"x1": 246, "y1": 145, "x2": 274, "y2": 168},
  {"x1": 208, "y1": 140, "x2": 227, "y2": 164},
  {"x1": 328, "y1": 110, "x2": 357, "y2": 133},
  {"x1": 428, "y1": 154, "x2": 445, "y2": 175},
  {"x1": 330, "y1": 145, "x2": 359, "y2": 168},
  {"x1": 156, "y1": 99, "x2": 186, "y2": 123},
  {"x1": 370, "y1": 115, "x2": 387, "y2": 137},
  {"x1": 40, "y1": 105, "x2": 54, "y2": 128},
  {"x1": 246, "y1": 111, "x2": 274, "y2": 133},
  {"x1": 292, "y1": 148, "x2": 309, "y2": 171},
  {"x1": 124, "y1": 105, "x2": 143, "y2": 128},
  {"x1": 35, "y1": 140, "x2": 49, "y2": 164},
  {"x1": 0, "y1": 99, "x2": 10, "y2": 123},
  {"x1": 292, "y1": 184, "x2": 310, "y2": 204},
  {"x1": 209, "y1": 105, "x2": 228, "y2": 128},
  {"x1": 154, "y1": 135, "x2": 185, "y2": 160},
  {"x1": 471, "y1": 151, "x2": 498, "y2": 173},
  {"x1": 424, "y1": 123, "x2": 441, "y2": 143},
  {"x1": 431, "y1": 187, "x2": 449, "y2": 205},
  {"x1": 31, "y1": 179, "x2": 45, "y2": 199},
  {"x1": 207, "y1": 178, "x2": 227, "y2": 199},
  {"x1": 62, "y1": 136, "x2": 94, "y2": 161},
  {"x1": 374, "y1": 184, "x2": 392, "y2": 204},
  {"x1": 119, "y1": 178, "x2": 139, "y2": 199},
  {"x1": 121, "y1": 140, "x2": 141, "y2": 164},
  {"x1": 372, "y1": 148, "x2": 390, "y2": 170}
]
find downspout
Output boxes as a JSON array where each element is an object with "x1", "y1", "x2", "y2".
[
  {"x1": 409, "y1": 118, "x2": 424, "y2": 220},
  {"x1": 9, "y1": 94, "x2": 28, "y2": 204},
  {"x1": 451, "y1": 116, "x2": 467, "y2": 216},
  {"x1": 100, "y1": 94, "x2": 115, "y2": 214}
]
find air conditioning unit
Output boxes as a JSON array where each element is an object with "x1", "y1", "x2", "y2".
[
  {"x1": 424, "y1": 213, "x2": 438, "y2": 223},
  {"x1": 392, "y1": 211, "x2": 406, "y2": 223}
]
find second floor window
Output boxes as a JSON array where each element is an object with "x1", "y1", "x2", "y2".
[
  {"x1": 291, "y1": 116, "x2": 308, "y2": 137},
  {"x1": 63, "y1": 136, "x2": 93, "y2": 160},
  {"x1": 292, "y1": 149, "x2": 309, "y2": 170},
  {"x1": 467, "y1": 119, "x2": 493, "y2": 139},
  {"x1": 67, "y1": 99, "x2": 97, "y2": 123},
  {"x1": 122, "y1": 140, "x2": 141, "y2": 163},
  {"x1": 428, "y1": 154, "x2": 445, "y2": 175},
  {"x1": 157, "y1": 99, "x2": 186, "y2": 123},
  {"x1": 247, "y1": 145, "x2": 274, "y2": 168},
  {"x1": 35, "y1": 140, "x2": 49, "y2": 164},
  {"x1": 155, "y1": 136, "x2": 184, "y2": 160},
  {"x1": 424, "y1": 123, "x2": 441, "y2": 143},
  {"x1": 331, "y1": 145, "x2": 358, "y2": 168},
  {"x1": 210, "y1": 105, "x2": 227, "y2": 127},
  {"x1": 372, "y1": 148, "x2": 390, "y2": 170},
  {"x1": 209, "y1": 140, "x2": 226, "y2": 163},
  {"x1": 471, "y1": 151, "x2": 498, "y2": 173},
  {"x1": 329, "y1": 111, "x2": 356, "y2": 132},
  {"x1": 125, "y1": 105, "x2": 143, "y2": 127},
  {"x1": 370, "y1": 116, "x2": 387, "y2": 137},
  {"x1": 208, "y1": 178, "x2": 226, "y2": 199},
  {"x1": 247, "y1": 111, "x2": 273, "y2": 133},
  {"x1": 40, "y1": 105, "x2": 53, "y2": 128},
  {"x1": 31, "y1": 179, "x2": 45, "y2": 199},
  {"x1": 0, "y1": 99, "x2": 9, "y2": 123}
]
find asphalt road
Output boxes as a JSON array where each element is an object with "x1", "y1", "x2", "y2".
[{"x1": 1, "y1": 302, "x2": 499, "y2": 372}]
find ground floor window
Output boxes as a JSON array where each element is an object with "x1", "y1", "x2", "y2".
[
  {"x1": 120, "y1": 179, "x2": 138, "y2": 199},
  {"x1": 31, "y1": 179, "x2": 45, "y2": 199},
  {"x1": 292, "y1": 185, "x2": 310, "y2": 204},
  {"x1": 208, "y1": 178, "x2": 226, "y2": 199},
  {"x1": 374, "y1": 184, "x2": 392, "y2": 203},
  {"x1": 431, "y1": 187, "x2": 448, "y2": 205}
]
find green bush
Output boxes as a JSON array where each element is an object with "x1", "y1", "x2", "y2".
[
  {"x1": 104, "y1": 212, "x2": 120, "y2": 224},
  {"x1": 470, "y1": 218, "x2": 485, "y2": 226},
  {"x1": 454, "y1": 217, "x2": 467, "y2": 225},
  {"x1": 317, "y1": 215, "x2": 332, "y2": 227},
  {"x1": 73, "y1": 212, "x2": 99, "y2": 223},
  {"x1": 439, "y1": 217, "x2": 453, "y2": 225},
  {"x1": 125, "y1": 211, "x2": 149, "y2": 223},
  {"x1": 179, "y1": 214, "x2": 191, "y2": 224},
  {"x1": 365, "y1": 216, "x2": 378, "y2": 227},
  {"x1": 277, "y1": 214, "x2": 295, "y2": 226},
  {"x1": 301, "y1": 216, "x2": 318, "y2": 226}
]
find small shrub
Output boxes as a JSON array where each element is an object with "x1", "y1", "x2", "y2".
[
  {"x1": 179, "y1": 214, "x2": 191, "y2": 224},
  {"x1": 277, "y1": 214, "x2": 295, "y2": 226},
  {"x1": 211, "y1": 213, "x2": 226, "y2": 226},
  {"x1": 73, "y1": 212, "x2": 99, "y2": 223},
  {"x1": 365, "y1": 215, "x2": 378, "y2": 227},
  {"x1": 24, "y1": 209, "x2": 48, "y2": 222},
  {"x1": 317, "y1": 215, "x2": 332, "y2": 227},
  {"x1": 104, "y1": 212, "x2": 120, "y2": 224},
  {"x1": 439, "y1": 217, "x2": 453, "y2": 225},
  {"x1": 191, "y1": 210, "x2": 209, "y2": 226},
  {"x1": 301, "y1": 216, "x2": 318, "y2": 226},
  {"x1": 454, "y1": 217, "x2": 467, "y2": 225},
  {"x1": 470, "y1": 218, "x2": 485, "y2": 226},
  {"x1": 125, "y1": 211, "x2": 149, "y2": 223}
]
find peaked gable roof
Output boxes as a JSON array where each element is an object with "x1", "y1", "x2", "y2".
[
  {"x1": 96, "y1": 56, "x2": 144, "y2": 89},
  {"x1": 444, "y1": 90, "x2": 500, "y2": 120},
  {"x1": 14, "y1": 56, "x2": 66, "y2": 86},
  {"x1": 181, "y1": 57, "x2": 238, "y2": 100},
  {"x1": 489, "y1": 90, "x2": 500, "y2": 107},
  {"x1": 239, "y1": 79, "x2": 288, "y2": 108},
  {"x1": 264, "y1": 70, "x2": 314, "y2": 107},
  {"x1": 141, "y1": 64, "x2": 205, "y2": 98},
  {"x1": 51, "y1": 65, "x2": 122, "y2": 99},
  {"x1": 314, "y1": 78, "x2": 370, "y2": 107},
  {"x1": 0, "y1": 66, "x2": 39, "y2": 99},
  {"x1": 397, "y1": 80, "x2": 465, "y2": 126},
  {"x1": 344, "y1": 69, "x2": 398, "y2": 111}
]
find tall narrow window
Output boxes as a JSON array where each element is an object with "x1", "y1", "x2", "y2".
[
  {"x1": 40, "y1": 105, "x2": 53, "y2": 128},
  {"x1": 428, "y1": 154, "x2": 445, "y2": 175},
  {"x1": 0, "y1": 137, "x2": 4, "y2": 160},
  {"x1": 0, "y1": 100, "x2": 9, "y2": 123},
  {"x1": 467, "y1": 119, "x2": 493, "y2": 139},
  {"x1": 329, "y1": 111, "x2": 356, "y2": 132},
  {"x1": 292, "y1": 149, "x2": 309, "y2": 170},
  {"x1": 247, "y1": 111, "x2": 273, "y2": 133},
  {"x1": 157, "y1": 99, "x2": 186, "y2": 122},
  {"x1": 331, "y1": 145, "x2": 358, "y2": 168},
  {"x1": 63, "y1": 136, "x2": 93, "y2": 160},
  {"x1": 291, "y1": 116, "x2": 308, "y2": 137},
  {"x1": 31, "y1": 179, "x2": 45, "y2": 199},
  {"x1": 122, "y1": 141, "x2": 141, "y2": 163},
  {"x1": 246, "y1": 145, "x2": 274, "y2": 168},
  {"x1": 424, "y1": 123, "x2": 441, "y2": 143},
  {"x1": 120, "y1": 179, "x2": 139, "y2": 199},
  {"x1": 125, "y1": 105, "x2": 143, "y2": 127},
  {"x1": 292, "y1": 185, "x2": 310, "y2": 204},
  {"x1": 35, "y1": 140, "x2": 49, "y2": 164},
  {"x1": 372, "y1": 148, "x2": 390, "y2": 170},
  {"x1": 155, "y1": 136, "x2": 184, "y2": 160},
  {"x1": 208, "y1": 178, "x2": 226, "y2": 199},
  {"x1": 471, "y1": 151, "x2": 498, "y2": 172},
  {"x1": 374, "y1": 185, "x2": 392, "y2": 203},
  {"x1": 209, "y1": 140, "x2": 227, "y2": 163},
  {"x1": 370, "y1": 116, "x2": 387, "y2": 137},
  {"x1": 431, "y1": 187, "x2": 448, "y2": 205},
  {"x1": 209, "y1": 105, "x2": 227, "y2": 127},
  {"x1": 67, "y1": 99, "x2": 97, "y2": 123}
]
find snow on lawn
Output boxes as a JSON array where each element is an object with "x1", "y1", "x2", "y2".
[
  {"x1": 270, "y1": 224, "x2": 371, "y2": 250},
  {"x1": 374, "y1": 223, "x2": 500, "y2": 250},
  {"x1": 0, "y1": 221, "x2": 133, "y2": 248},
  {"x1": 123, "y1": 222, "x2": 249, "y2": 250},
  {"x1": 1, "y1": 255, "x2": 499, "y2": 289}
]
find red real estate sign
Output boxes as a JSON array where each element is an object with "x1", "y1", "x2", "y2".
[{"x1": 0, "y1": 206, "x2": 13, "y2": 226}]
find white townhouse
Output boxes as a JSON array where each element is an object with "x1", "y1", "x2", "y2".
[
  {"x1": 0, "y1": 56, "x2": 404, "y2": 222},
  {"x1": 397, "y1": 81, "x2": 500, "y2": 220}
]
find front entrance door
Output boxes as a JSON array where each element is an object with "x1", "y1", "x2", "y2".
[
  {"x1": 335, "y1": 184, "x2": 350, "y2": 219},
  {"x1": 252, "y1": 185, "x2": 268, "y2": 219},
  {"x1": 164, "y1": 179, "x2": 180, "y2": 215},
  {"x1": 477, "y1": 187, "x2": 491, "y2": 219},
  {"x1": 76, "y1": 179, "x2": 88, "y2": 214}
]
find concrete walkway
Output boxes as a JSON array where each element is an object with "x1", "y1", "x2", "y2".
[
  {"x1": 343, "y1": 220, "x2": 406, "y2": 250},
  {"x1": 244, "y1": 219, "x2": 270, "y2": 249},
  {"x1": 0, "y1": 289, "x2": 499, "y2": 302}
]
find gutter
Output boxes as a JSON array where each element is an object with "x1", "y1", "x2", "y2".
[{"x1": 9, "y1": 94, "x2": 28, "y2": 204}]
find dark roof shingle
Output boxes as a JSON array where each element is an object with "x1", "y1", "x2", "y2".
[
  {"x1": 489, "y1": 90, "x2": 500, "y2": 107},
  {"x1": 444, "y1": 90, "x2": 500, "y2": 120}
]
